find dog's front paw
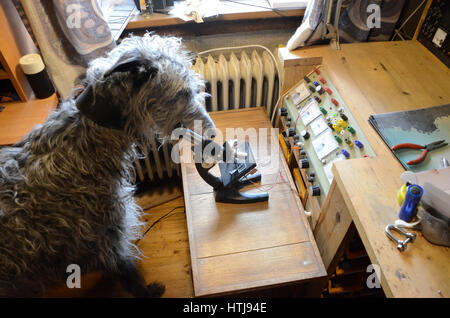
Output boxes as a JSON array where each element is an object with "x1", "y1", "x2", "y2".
[{"x1": 146, "y1": 282, "x2": 165, "y2": 298}]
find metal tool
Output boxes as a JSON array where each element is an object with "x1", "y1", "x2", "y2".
[
  {"x1": 398, "y1": 184, "x2": 423, "y2": 222},
  {"x1": 178, "y1": 127, "x2": 269, "y2": 204},
  {"x1": 385, "y1": 224, "x2": 416, "y2": 252},
  {"x1": 391, "y1": 140, "x2": 448, "y2": 165}
]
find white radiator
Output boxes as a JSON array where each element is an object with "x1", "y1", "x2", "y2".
[
  {"x1": 135, "y1": 48, "x2": 280, "y2": 184},
  {"x1": 192, "y1": 50, "x2": 279, "y2": 115}
]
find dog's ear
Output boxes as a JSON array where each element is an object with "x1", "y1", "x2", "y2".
[{"x1": 104, "y1": 59, "x2": 158, "y2": 88}]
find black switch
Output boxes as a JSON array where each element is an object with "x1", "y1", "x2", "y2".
[
  {"x1": 310, "y1": 185, "x2": 321, "y2": 196},
  {"x1": 299, "y1": 158, "x2": 309, "y2": 169},
  {"x1": 301, "y1": 130, "x2": 310, "y2": 140}
]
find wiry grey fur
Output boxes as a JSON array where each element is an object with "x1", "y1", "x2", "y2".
[{"x1": 0, "y1": 33, "x2": 215, "y2": 297}]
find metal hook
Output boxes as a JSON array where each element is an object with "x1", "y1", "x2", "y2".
[{"x1": 385, "y1": 224, "x2": 416, "y2": 252}]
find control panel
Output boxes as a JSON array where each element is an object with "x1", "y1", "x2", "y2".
[
  {"x1": 279, "y1": 65, "x2": 375, "y2": 209},
  {"x1": 418, "y1": 0, "x2": 449, "y2": 68}
]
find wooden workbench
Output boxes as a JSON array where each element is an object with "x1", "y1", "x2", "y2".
[
  {"x1": 181, "y1": 108, "x2": 326, "y2": 297},
  {"x1": 278, "y1": 40, "x2": 450, "y2": 298}
]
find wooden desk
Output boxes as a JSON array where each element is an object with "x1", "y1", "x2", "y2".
[
  {"x1": 181, "y1": 107, "x2": 326, "y2": 297},
  {"x1": 278, "y1": 41, "x2": 450, "y2": 298},
  {"x1": 0, "y1": 94, "x2": 58, "y2": 146}
]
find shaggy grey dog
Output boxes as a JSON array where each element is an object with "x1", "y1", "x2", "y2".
[{"x1": 0, "y1": 33, "x2": 215, "y2": 297}]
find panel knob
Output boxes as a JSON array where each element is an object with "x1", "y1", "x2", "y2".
[
  {"x1": 299, "y1": 158, "x2": 309, "y2": 169},
  {"x1": 341, "y1": 149, "x2": 350, "y2": 158},
  {"x1": 354, "y1": 140, "x2": 364, "y2": 149},
  {"x1": 301, "y1": 130, "x2": 310, "y2": 140},
  {"x1": 310, "y1": 185, "x2": 321, "y2": 196}
]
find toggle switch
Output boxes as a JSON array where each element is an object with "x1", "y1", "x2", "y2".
[
  {"x1": 310, "y1": 185, "x2": 321, "y2": 196},
  {"x1": 299, "y1": 158, "x2": 310, "y2": 169},
  {"x1": 324, "y1": 87, "x2": 332, "y2": 95},
  {"x1": 331, "y1": 98, "x2": 339, "y2": 106},
  {"x1": 319, "y1": 76, "x2": 327, "y2": 84},
  {"x1": 354, "y1": 140, "x2": 364, "y2": 149},
  {"x1": 345, "y1": 138, "x2": 354, "y2": 146},
  {"x1": 337, "y1": 119, "x2": 348, "y2": 128},
  {"x1": 332, "y1": 124, "x2": 342, "y2": 133},
  {"x1": 341, "y1": 149, "x2": 350, "y2": 158}
]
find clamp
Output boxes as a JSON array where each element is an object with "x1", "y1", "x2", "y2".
[{"x1": 385, "y1": 224, "x2": 416, "y2": 252}]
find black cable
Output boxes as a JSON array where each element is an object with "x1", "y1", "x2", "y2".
[
  {"x1": 224, "y1": 0, "x2": 286, "y2": 17},
  {"x1": 135, "y1": 205, "x2": 185, "y2": 245},
  {"x1": 226, "y1": 0, "x2": 297, "y2": 16}
]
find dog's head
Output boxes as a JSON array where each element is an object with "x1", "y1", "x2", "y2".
[{"x1": 78, "y1": 33, "x2": 215, "y2": 142}]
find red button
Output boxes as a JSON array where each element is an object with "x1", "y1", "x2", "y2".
[
  {"x1": 324, "y1": 87, "x2": 332, "y2": 95},
  {"x1": 319, "y1": 76, "x2": 327, "y2": 84},
  {"x1": 331, "y1": 98, "x2": 339, "y2": 106},
  {"x1": 314, "y1": 67, "x2": 321, "y2": 75}
]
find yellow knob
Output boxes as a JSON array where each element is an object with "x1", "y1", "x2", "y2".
[
  {"x1": 337, "y1": 119, "x2": 348, "y2": 128},
  {"x1": 397, "y1": 184, "x2": 408, "y2": 206},
  {"x1": 332, "y1": 124, "x2": 342, "y2": 132}
]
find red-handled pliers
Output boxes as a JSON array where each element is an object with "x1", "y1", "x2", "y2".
[{"x1": 391, "y1": 140, "x2": 448, "y2": 165}]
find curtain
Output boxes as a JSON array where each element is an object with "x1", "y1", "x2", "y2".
[
  {"x1": 18, "y1": 0, "x2": 116, "y2": 99},
  {"x1": 287, "y1": 0, "x2": 406, "y2": 50}
]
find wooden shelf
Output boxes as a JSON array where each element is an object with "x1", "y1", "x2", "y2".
[{"x1": 0, "y1": 0, "x2": 39, "y2": 103}]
